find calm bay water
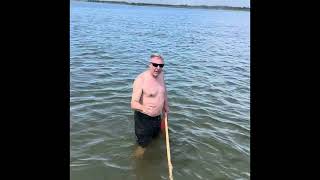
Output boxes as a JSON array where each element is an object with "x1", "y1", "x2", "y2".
[{"x1": 70, "y1": 1, "x2": 250, "y2": 179}]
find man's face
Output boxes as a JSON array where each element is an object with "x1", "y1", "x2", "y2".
[{"x1": 149, "y1": 57, "x2": 164, "y2": 78}]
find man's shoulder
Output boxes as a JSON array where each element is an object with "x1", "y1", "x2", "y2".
[
  {"x1": 134, "y1": 71, "x2": 147, "y2": 83},
  {"x1": 137, "y1": 71, "x2": 148, "y2": 79}
]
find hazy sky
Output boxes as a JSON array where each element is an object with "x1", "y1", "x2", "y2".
[{"x1": 102, "y1": 0, "x2": 250, "y2": 8}]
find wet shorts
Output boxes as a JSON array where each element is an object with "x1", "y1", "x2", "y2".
[{"x1": 134, "y1": 111, "x2": 161, "y2": 148}]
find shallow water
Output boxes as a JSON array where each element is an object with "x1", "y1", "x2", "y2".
[{"x1": 71, "y1": 1, "x2": 250, "y2": 179}]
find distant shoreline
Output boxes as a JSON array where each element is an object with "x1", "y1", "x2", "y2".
[{"x1": 79, "y1": 0, "x2": 250, "y2": 11}]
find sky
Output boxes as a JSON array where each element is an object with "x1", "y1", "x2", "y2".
[{"x1": 100, "y1": 0, "x2": 250, "y2": 8}]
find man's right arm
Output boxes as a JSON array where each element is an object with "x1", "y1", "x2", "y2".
[{"x1": 131, "y1": 76, "x2": 144, "y2": 112}]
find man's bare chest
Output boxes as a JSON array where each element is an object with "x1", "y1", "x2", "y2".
[{"x1": 142, "y1": 79, "x2": 164, "y2": 97}]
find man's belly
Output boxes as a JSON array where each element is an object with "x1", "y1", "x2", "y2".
[{"x1": 142, "y1": 98, "x2": 164, "y2": 117}]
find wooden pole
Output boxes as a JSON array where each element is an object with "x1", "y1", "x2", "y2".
[{"x1": 164, "y1": 113, "x2": 173, "y2": 180}]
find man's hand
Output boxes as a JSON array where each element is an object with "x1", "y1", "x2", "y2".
[{"x1": 162, "y1": 105, "x2": 169, "y2": 114}]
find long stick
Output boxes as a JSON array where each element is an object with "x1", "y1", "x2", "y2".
[{"x1": 164, "y1": 113, "x2": 173, "y2": 180}]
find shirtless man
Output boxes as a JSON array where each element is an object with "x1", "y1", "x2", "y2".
[{"x1": 131, "y1": 53, "x2": 169, "y2": 158}]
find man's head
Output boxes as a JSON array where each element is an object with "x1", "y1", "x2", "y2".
[{"x1": 149, "y1": 53, "x2": 164, "y2": 78}]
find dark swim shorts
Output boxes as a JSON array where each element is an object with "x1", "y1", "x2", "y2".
[{"x1": 134, "y1": 111, "x2": 161, "y2": 148}]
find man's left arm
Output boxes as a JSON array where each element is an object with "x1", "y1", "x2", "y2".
[{"x1": 163, "y1": 83, "x2": 169, "y2": 115}]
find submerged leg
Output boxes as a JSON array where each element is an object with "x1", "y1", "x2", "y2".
[{"x1": 134, "y1": 145, "x2": 146, "y2": 159}]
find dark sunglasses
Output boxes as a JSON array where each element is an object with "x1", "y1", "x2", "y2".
[{"x1": 151, "y1": 63, "x2": 164, "y2": 68}]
